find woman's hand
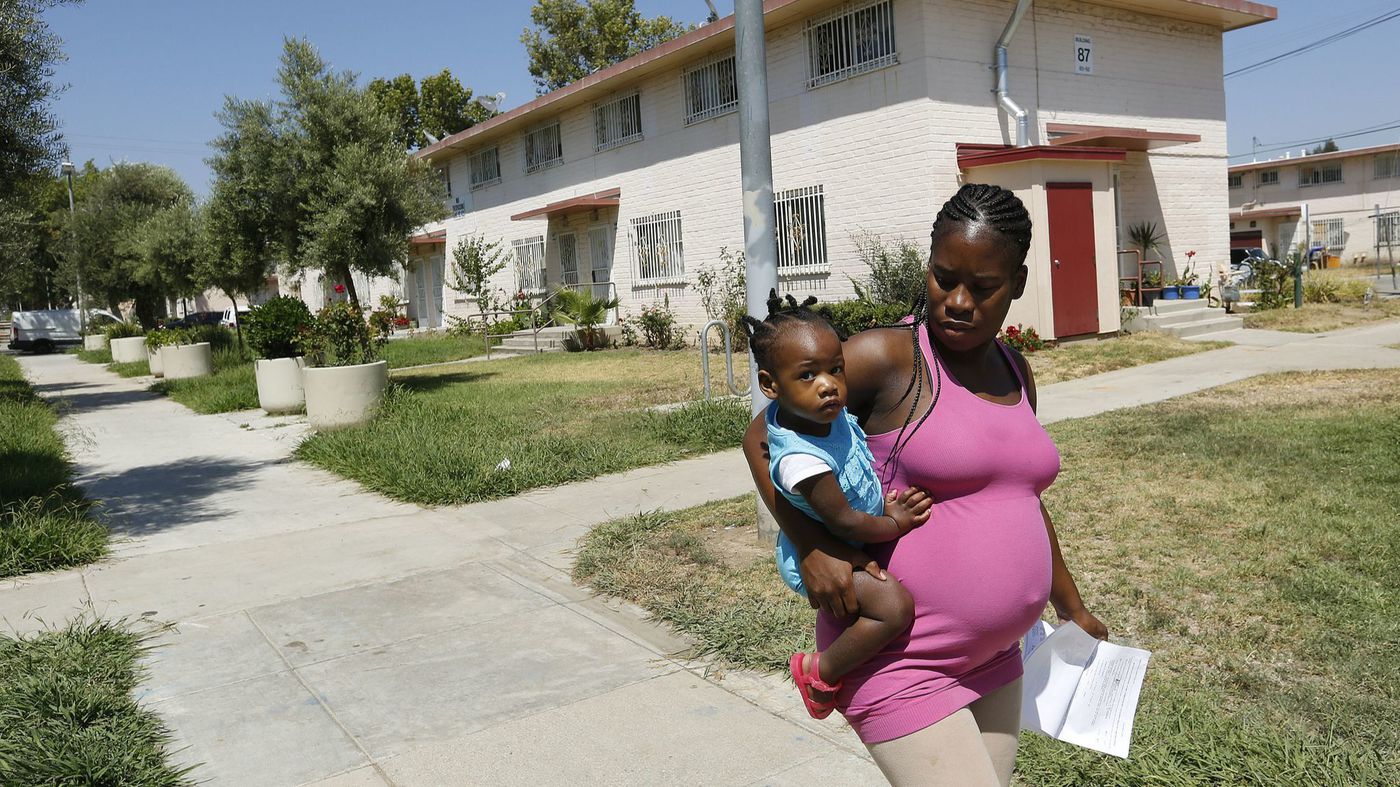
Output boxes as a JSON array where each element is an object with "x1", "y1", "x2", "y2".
[
  {"x1": 799, "y1": 539, "x2": 885, "y2": 620},
  {"x1": 1057, "y1": 602, "x2": 1109, "y2": 640}
]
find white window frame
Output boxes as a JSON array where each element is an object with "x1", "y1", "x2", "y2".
[
  {"x1": 805, "y1": 0, "x2": 898, "y2": 90},
  {"x1": 512, "y1": 235, "x2": 546, "y2": 293},
  {"x1": 774, "y1": 185, "x2": 830, "y2": 275},
  {"x1": 524, "y1": 122, "x2": 563, "y2": 174},
  {"x1": 594, "y1": 93, "x2": 643, "y2": 152},
  {"x1": 1375, "y1": 153, "x2": 1400, "y2": 179},
  {"x1": 1227, "y1": 173, "x2": 1243, "y2": 189},
  {"x1": 1377, "y1": 212, "x2": 1400, "y2": 246},
  {"x1": 683, "y1": 52, "x2": 738, "y2": 125},
  {"x1": 1312, "y1": 217, "x2": 1345, "y2": 248},
  {"x1": 1299, "y1": 163, "x2": 1342, "y2": 187},
  {"x1": 557, "y1": 232, "x2": 580, "y2": 287},
  {"x1": 630, "y1": 210, "x2": 685, "y2": 286},
  {"x1": 1257, "y1": 169, "x2": 1278, "y2": 186},
  {"x1": 468, "y1": 147, "x2": 501, "y2": 190}
]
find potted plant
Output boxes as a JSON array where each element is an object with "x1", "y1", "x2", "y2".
[
  {"x1": 298, "y1": 301, "x2": 389, "y2": 430},
  {"x1": 555, "y1": 288, "x2": 620, "y2": 351},
  {"x1": 1178, "y1": 251, "x2": 1202, "y2": 299},
  {"x1": 245, "y1": 296, "x2": 313, "y2": 414},
  {"x1": 162, "y1": 326, "x2": 215, "y2": 380},
  {"x1": 105, "y1": 321, "x2": 148, "y2": 364},
  {"x1": 143, "y1": 328, "x2": 185, "y2": 378},
  {"x1": 1141, "y1": 270, "x2": 1163, "y2": 306},
  {"x1": 1127, "y1": 221, "x2": 1166, "y2": 261}
]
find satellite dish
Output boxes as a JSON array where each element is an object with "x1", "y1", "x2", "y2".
[
  {"x1": 475, "y1": 91, "x2": 506, "y2": 113},
  {"x1": 423, "y1": 130, "x2": 441, "y2": 145}
]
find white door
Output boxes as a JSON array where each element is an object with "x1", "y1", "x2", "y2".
[{"x1": 589, "y1": 224, "x2": 614, "y2": 302}]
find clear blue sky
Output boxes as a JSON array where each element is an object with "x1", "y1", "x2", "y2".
[{"x1": 48, "y1": 0, "x2": 1399, "y2": 196}]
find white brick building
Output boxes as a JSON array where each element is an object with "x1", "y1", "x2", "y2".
[
  {"x1": 396, "y1": 0, "x2": 1273, "y2": 340},
  {"x1": 1228, "y1": 142, "x2": 1400, "y2": 266}
]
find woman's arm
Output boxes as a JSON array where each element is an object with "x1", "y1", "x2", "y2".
[
  {"x1": 742, "y1": 413, "x2": 886, "y2": 620},
  {"x1": 1008, "y1": 345, "x2": 1109, "y2": 640}
]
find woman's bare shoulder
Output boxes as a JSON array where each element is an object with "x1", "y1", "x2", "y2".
[{"x1": 845, "y1": 326, "x2": 912, "y2": 373}]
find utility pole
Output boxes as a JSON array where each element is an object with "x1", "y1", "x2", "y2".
[
  {"x1": 1297, "y1": 203, "x2": 1308, "y2": 309},
  {"x1": 735, "y1": 0, "x2": 779, "y2": 543},
  {"x1": 61, "y1": 161, "x2": 84, "y2": 334}
]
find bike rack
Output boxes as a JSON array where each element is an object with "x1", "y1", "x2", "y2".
[{"x1": 699, "y1": 320, "x2": 749, "y2": 400}]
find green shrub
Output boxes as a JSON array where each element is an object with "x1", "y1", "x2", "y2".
[
  {"x1": 851, "y1": 230, "x2": 927, "y2": 308},
  {"x1": 143, "y1": 328, "x2": 186, "y2": 350},
  {"x1": 998, "y1": 323, "x2": 1047, "y2": 353},
  {"x1": 244, "y1": 296, "x2": 312, "y2": 359},
  {"x1": 488, "y1": 316, "x2": 526, "y2": 335},
  {"x1": 696, "y1": 247, "x2": 748, "y2": 352},
  {"x1": 630, "y1": 297, "x2": 687, "y2": 350},
  {"x1": 185, "y1": 325, "x2": 235, "y2": 352},
  {"x1": 815, "y1": 300, "x2": 910, "y2": 337},
  {"x1": 298, "y1": 302, "x2": 383, "y2": 367},
  {"x1": 1303, "y1": 277, "x2": 1340, "y2": 304},
  {"x1": 102, "y1": 321, "x2": 142, "y2": 340},
  {"x1": 1253, "y1": 257, "x2": 1297, "y2": 311}
]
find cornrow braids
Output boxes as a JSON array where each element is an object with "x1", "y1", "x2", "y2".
[
  {"x1": 739, "y1": 288, "x2": 837, "y2": 372},
  {"x1": 930, "y1": 183, "x2": 1033, "y2": 265},
  {"x1": 879, "y1": 292, "x2": 941, "y2": 486}
]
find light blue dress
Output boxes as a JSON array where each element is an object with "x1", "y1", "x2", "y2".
[{"x1": 765, "y1": 400, "x2": 884, "y2": 595}]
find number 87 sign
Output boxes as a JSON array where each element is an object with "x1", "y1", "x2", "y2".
[{"x1": 1075, "y1": 34, "x2": 1093, "y2": 75}]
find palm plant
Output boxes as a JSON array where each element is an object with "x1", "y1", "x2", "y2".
[
  {"x1": 1128, "y1": 221, "x2": 1166, "y2": 260},
  {"x1": 555, "y1": 287, "x2": 620, "y2": 351}
]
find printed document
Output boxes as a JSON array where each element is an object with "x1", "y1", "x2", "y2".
[{"x1": 1020, "y1": 620, "x2": 1150, "y2": 758}]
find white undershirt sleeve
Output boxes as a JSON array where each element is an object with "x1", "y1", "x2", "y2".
[{"x1": 776, "y1": 453, "x2": 833, "y2": 495}]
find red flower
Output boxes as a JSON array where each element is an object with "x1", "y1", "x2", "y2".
[{"x1": 334, "y1": 284, "x2": 346, "y2": 294}]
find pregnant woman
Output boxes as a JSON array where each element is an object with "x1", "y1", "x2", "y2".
[{"x1": 743, "y1": 184, "x2": 1106, "y2": 786}]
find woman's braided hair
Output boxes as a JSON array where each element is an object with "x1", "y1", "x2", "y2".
[
  {"x1": 739, "y1": 289, "x2": 836, "y2": 372},
  {"x1": 881, "y1": 183, "x2": 1033, "y2": 484}
]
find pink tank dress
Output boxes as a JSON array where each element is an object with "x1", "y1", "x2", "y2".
[{"x1": 816, "y1": 327, "x2": 1059, "y2": 743}]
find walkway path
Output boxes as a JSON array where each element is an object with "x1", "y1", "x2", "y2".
[{"x1": 4, "y1": 320, "x2": 1400, "y2": 786}]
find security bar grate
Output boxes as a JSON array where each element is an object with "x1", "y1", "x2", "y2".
[
  {"x1": 775, "y1": 185, "x2": 829, "y2": 274},
  {"x1": 469, "y1": 147, "x2": 500, "y2": 190},
  {"x1": 683, "y1": 52, "x2": 738, "y2": 124},
  {"x1": 630, "y1": 210, "x2": 685, "y2": 284},
  {"x1": 595, "y1": 93, "x2": 643, "y2": 151},
  {"x1": 806, "y1": 0, "x2": 897, "y2": 90},
  {"x1": 512, "y1": 235, "x2": 546, "y2": 292},
  {"x1": 525, "y1": 122, "x2": 563, "y2": 174}
]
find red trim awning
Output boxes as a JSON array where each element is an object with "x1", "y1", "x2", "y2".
[
  {"x1": 410, "y1": 229, "x2": 446, "y2": 245},
  {"x1": 1046, "y1": 123, "x2": 1200, "y2": 151},
  {"x1": 510, "y1": 187, "x2": 621, "y2": 221},
  {"x1": 956, "y1": 144, "x2": 1126, "y2": 169},
  {"x1": 1231, "y1": 205, "x2": 1301, "y2": 220}
]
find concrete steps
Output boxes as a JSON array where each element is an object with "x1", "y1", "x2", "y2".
[
  {"x1": 494, "y1": 324, "x2": 623, "y2": 353},
  {"x1": 1133, "y1": 298, "x2": 1243, "y2": 338}
]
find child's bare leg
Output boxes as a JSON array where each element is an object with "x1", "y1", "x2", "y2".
[{"x1": 803, "y1": 573, "x2": 914, "y2": 701}]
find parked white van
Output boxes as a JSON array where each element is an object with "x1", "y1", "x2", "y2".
[{"x1": 7, "y1": 309, "x2": 123, "y2": 354}]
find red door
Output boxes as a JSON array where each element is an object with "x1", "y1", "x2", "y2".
[{"x1": 1047, "y1": 182, "x2": 1099, "y2": 337}]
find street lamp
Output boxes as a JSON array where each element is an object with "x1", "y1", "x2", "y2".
[{"x1": 60, "y1": 160, "x2": 85, "y2": 334}]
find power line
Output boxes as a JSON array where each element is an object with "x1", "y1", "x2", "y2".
[
  {"x1": 1229, "y1": 121, "x2": 1400, "y2": 159},
  {"x1": 1225, "y1": 7, "x2": 1400, "y2": 78}
]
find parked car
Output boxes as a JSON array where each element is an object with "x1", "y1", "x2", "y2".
[
  {"x1": 165, "y1": 311, "x2": 224, "y2": 329},
  {"x1": 220, "y1": 308, "x2": 249, "y2": 327},
  {"x1": 1230, "y1": 247, "x2": 1269, "y2": 270},
  {"x1": 8, "y1": 309, "x2": 123, "y2": 354}
]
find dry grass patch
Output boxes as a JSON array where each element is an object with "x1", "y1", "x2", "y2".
[
  {"x1": 1243, "y1": 300, "x2": 1400, "y2": 333},
  {"x1": 577, "y1": 369, "x2": 1399, "y2": 785},
  {"x1": 1028, "y1": 333, "x2": 1230, "y2": 386}
]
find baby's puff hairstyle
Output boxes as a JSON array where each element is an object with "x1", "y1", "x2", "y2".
[{"x1": 739, "y1": 289, "x2": 838, "y2": 372}]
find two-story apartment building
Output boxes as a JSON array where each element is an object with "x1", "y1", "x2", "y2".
[
  {"x1": 396, "y1": 0, "x2": 1273, "y2": 340},
  {"x1": 1228, "y1": 142, "x2": 1400, "y2": 264}
]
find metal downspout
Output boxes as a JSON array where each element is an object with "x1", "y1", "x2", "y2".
[{"x1": 995, "y1": 0, "x2": 1033, "y2": 147}]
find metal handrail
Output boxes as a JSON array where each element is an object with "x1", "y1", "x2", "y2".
[{"x1": 699, "y1": 319, "x2": 749, "y2": 399}]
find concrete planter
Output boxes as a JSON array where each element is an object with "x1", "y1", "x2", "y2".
[
  {"x1": 303, "y1": 360, "x2": 388, "y2": 430},
  {"x1": 164, "y1": 342, "x2": 214, "y2": 380},
  {"x1": 109, "y1": 336, "x2": 149, "y2": 364},
  {"x1": 148, "y1": 345, "x2": 165, "y2": 378},
  {"x1": 83, "y1": 334, "x2": 108, "y2": 351},
  {"x1": 255, "y1": 357, "x2": 306, "y2": 414}
]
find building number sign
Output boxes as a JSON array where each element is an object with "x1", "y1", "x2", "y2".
[{"x1": 1075, "y1": 34, "x2": 1093, "y2": 75}]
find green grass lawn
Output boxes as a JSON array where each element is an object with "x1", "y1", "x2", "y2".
[
  {"x1": 379, "y1": 332, "x2": 486, "y2": 368},
  {"x1": 576, "y1": 369, "x2": 1399, "y2": 785},
  {"x1": 0, "y1": 355, "x2": 107, "y2": 578},
  {"x1": 1243, "y1": 300, "x2": 1400, "y2": 333},
  {"x1": 0, "y1": 617, "x2": 194, "y2": 785},
  {"x1": 1028, "y1": 332, "x2": 1230, "y2": 386},
  {"x1": 296, "y1": 349, "x2": 750, "y2": 505}
]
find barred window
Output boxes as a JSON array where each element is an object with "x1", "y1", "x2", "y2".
[
  {"x1": 1312, "y1": 218, "x2": 1345, "y2": 248},
  {"x1": 512, "y1": 235, "x2": 546, "y2": 292},
  {"x1": 630, "y1": 210, "x2": 685, "y2": 284},
  {"x1": 806, "y1": 0, "x2": 897, "y2": 89},
  {"x1": 1257, "y1": 169, "x2": 1278, "y2": 186},
  {"x1": 1299, "y1": 164, "x2": 1342, "y2": 186},
  {"x1": 775, "y1": 185, "x2": 829, "y2": 274},
  {"x1": 438, "y1": 166, "x2": 452, "y2": 197},
  {"x1": 1378, "y1": 212, "x2": 1400, "y2": 245},
  {"x1": 525, "y1": 122, "x2": 563, "y2": 173},
  {"x1": 557, "y1": 233, "x2": 579, "y2": 286},
  {"x1": 684, "y1": 53, "x2": 738, "y2": 124},
  {"x1": 594, "y1": 93, "x2": 643, "y2": 151},
  {"x1": 1227, "y1": 173, "x2": 1243, "y2": 189},
  {"x1": 1375, "y1": 153, "x2": 1400, "y2": 179},
  {"x1": 469, "y1": 147, "x2": 500, "y2": 190}
]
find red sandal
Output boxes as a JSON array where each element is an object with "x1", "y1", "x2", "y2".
[{"x1": 790, "y1": 652, "x2": 842, "y2": 720}]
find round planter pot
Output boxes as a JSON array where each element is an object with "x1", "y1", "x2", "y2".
[
  {"x1": 255, "y1": 357, "x2": 306, "y2": 415},
  {"x1": 1160, "y1": 287, "x2": 1180, "y2": 300},
  {"x1": 148, "y1": 346, "x2": 165, "y2": 378},
  {"x1": 1181, "y1": 285, "x2": 1201, "y2": 299},
  {"x1": 83, "y1": 334, "x2": 108, "y2": 352},
  {"x1": 302, "y1": 360, "x2": 388, "y2": 431},
  {"x1": 109, "y1": 336, "x2": 149, "y2": 364},
  {"x1": 163, "y1": 342, "x2": 214, "y2": 380}
]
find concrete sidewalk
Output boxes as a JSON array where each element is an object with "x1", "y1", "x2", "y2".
[{"x1": 4, "y1": 321, "x2": 1400, "y2": 786}]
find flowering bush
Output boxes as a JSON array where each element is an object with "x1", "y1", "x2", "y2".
[
  {"x1": 998, "y1": 324, "x2": 1047, "y2": 353},
  {"x1": 629, "y1": 298, "x2": 686, "y2": 350},
  {"x1": 297, "y1": 302, "x2": 385, "y2": 367}
]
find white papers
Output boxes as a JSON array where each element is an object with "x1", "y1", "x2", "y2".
[{"x1": 1020, "y1": 620, "x2": 1150, "y2": 758}]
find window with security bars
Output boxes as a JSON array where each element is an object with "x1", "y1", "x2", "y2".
[
  {"x1": 1257, "y1": 169, "x2": 1278, "y2": 186},
  {"x1": 1378, "y1": 213, "x2": 1400, "y2": 246},
  {"x1": 775, "y1": 185, "x2": 829, "y2": 273},
  {"x1": 684, "y1": 53, "x2": 738, "y2": 124},
  {"x1": 1299, "y1": 164, "x2": 1342, "y2": 186},
  {"x1": 595, "y1": 93, "x2": 643, "y2": 151},
  {"x1": 469, "y1": 147, "x2": 500, "y2": 190},
  {"x1": 1227, "y1": 173, "x2": 1243, "y2": 189},
  {"x1": 512, "y1": 236, "x2": 546, "y2": 292},
  {"x1": 1375, "y1": 153, "x2": 1400, "y2": 179},
  {"x1": 1312, "y1": 218, "x2": 1345, "y2": 248},
  {"x1": 525, "y1": 122, "x2": 563, "y2": 173},
  {"x1": 630, "y1": 211, "x2": 685, "y2": 283},
  {"x1": 806, "y1": 0, "x2": 897, "y2": 89},
  {"x1": 557, "y1": 233, "x2": 579, "y2": 286},
  {"x1": 438, "y1": 166, "x2": 452, "y2": 197}
]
